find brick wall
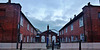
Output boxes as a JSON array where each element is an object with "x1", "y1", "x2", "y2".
[
  {"x1": 59, "y1": 4, "x2": 100, "y2": 42},
  {"x1": 0, "y1": 3, "x2": 37, "y2": 43},
  {"x1": 0, "y1": 3, "x2": 21, "y2": 43},
  {"x1": 20, "y1": 13, "x2": 37, "y2": 42},
  {"x1": 83, "y1": 5, "x2": 100, "y2": 42}
]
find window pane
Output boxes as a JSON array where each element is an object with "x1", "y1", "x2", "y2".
[
  {"x1": 79, "y1": 17, "x2": 83, "y2": 27},
  {"x1": 98, "y1": 13, "x2": 100, "y2": 18},
  {"x1": 71, "y1": 36, "x2": 74, "y2": 41},
  {"x1": 27, "y1": 24, "x2": 29, "y2": 30},
  {"x1": 20, "y1": 16, "x2": 23, "y2": 26},
  {"x1": 66, "y1": 27, "x2": 67, "y2": 33},
  {"x1": 71, "y1": 24, "x2": 73, "y2": 31}
]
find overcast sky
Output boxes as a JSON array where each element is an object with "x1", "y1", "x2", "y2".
[{"x1": 0, "y1": 0, "x2": 99, "y2": 32}]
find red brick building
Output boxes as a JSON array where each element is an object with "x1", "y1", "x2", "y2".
[
  {"x1": 40, "y1": 25, "x2": 58, "y2": 43},
  {"x1": 59, "y1": 3, "x2": 100, "y2": 42},
  {"x1": 0, "y1": 3, "x2": 37, "y2": 43}
]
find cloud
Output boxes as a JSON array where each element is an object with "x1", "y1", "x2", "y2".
[
  {"x1": 0, "y1": 0, "x2": 99, "y2": 32},
  {"x1": 28, "y1": 17, "x2": 66, "y2": 32}
]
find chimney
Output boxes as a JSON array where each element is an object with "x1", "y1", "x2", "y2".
[
  {"x1": 88, "y1": 2, "x2": 92, "y2": 6},
  {"x1": 8, "y1": 0, "x2": 11, "y2": 3},
  {"x1": 74, "y1": 15, "x2": 76, "y2": 17},
  {"x1": 47, "y1": 25, "x2": 49, "y2": 30},
  {"x1": 70, "y1": 18, "x2": 72, "y2": 21}
]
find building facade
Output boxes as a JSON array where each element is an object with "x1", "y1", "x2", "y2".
[
  {"x1": 59, "y1": 3, "x2": 100, "y2": 42},
  {"x1": 0, "y1": 3, "x2": 37, "y2": 43},
  {"x1": 39, "y1": 25, "x2": 58, "y2": 43}
]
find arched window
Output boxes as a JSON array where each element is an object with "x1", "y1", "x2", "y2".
[
  {"x1": 41, "y1": 36, "x2": 45, "y2": 42},
  {"x1": 52, "y1": 36, "x2": 56, "y2": 42}
]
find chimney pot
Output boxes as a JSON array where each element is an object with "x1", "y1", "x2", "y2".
[
  {"x1": 88, "y1": 2, "x2": 91, "y2": 6},
  {"x1": 47, "y1": 25, "x2": 49, "y2": 30},
  {"x1": 8, "y1": 0, "x2": 11, "y2": 3},
  {"x1": 74, "y1": 15, "x2": 76, "y2": 17},
  {"x1": 70, "y1": 18, "x2": 72, "y2": 21}
]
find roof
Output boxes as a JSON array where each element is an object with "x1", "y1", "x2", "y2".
[
  {"x1": 59, "y1": 12, "x2": 83, "y2": 31},
  {"x1": 0, "y1": 3, "x2": 37, "y2": 32},
  {"x1": 21, "y1": 11, "x2": 37, "y2": 32},
  {"x1": 83, "y1": 4, "x2": 100, "y2": 9},
  {"x1": 0, "y1": 3, "x2": 21, "y2": 8},
  {"x1": 40, "y1": 30, "x2": 57, "y2": 35},
  {"x1": 59, "y1": 3, "x2": 100, "y2": 32}
]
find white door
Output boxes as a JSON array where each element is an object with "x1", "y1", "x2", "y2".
[
  {"x1": 41, "y1": 36, "x2": 45, "y2": 42},
  {"x1": 52, "y1": 36, "x2": 56, "y2": 42}
]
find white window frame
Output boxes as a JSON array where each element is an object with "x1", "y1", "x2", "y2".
[
  {"x1": 71, "y1": 36, "x2": 74, "y2": 42},
  {"x1": 27, "y1": 36, "x2": 29, "y2": 42},
  {"x1": 62, "y1": 30, "x2": 64, "y2": 34},
  {"x1": 52, "y1": 36, "x2": 56, "y2": 42},
  {"x1": 66, "y1": 37, "x2": 67, "y2": 42},
  {"x1": 79, "y1": 17, "x2": 83, "y2": 27},
  {"x1": 71, "y1": 24, "x2": 73, "y2": 31},
  {"x1": 68, "y1": 38, "x2": 70, "y2": 42},
  {"x1": 24, "y1": 36, "x2": 26, "y2": 42},
  {"x1": 27, "y1": 24, "x2": 29, "y2": 30},
  {"x1": 80, "y1": 33, "x2": 84, "y2": 41},
  {"x1": 20, "y1": 34, "x2": 23, "y2": 42},
  {"x1": 20, "y1": 16, "x2": 23, "y2": 26},
  {"x1": 31, "y1": 28, "x2": 33, "y2": 33},
  {"x1": 66, "y1": 27, "x2": 67, "y2": 33},
  {"x1": 75, "y1": 36, "x2": 78, "y2": 41},
  {"x1": 31, "y1": 37, "x2": 33, "y2": 42}
]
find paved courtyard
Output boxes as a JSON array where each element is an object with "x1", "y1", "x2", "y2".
[{"x1": 0, "y1": 48, "x2": 100, "y2": 50}]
